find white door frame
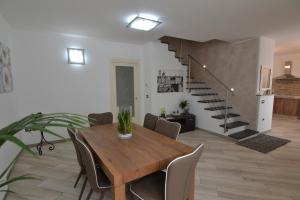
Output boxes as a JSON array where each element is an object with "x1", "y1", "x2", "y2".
[{"x1": 110, "y1": 59, "x2": 141, "y2": 124}]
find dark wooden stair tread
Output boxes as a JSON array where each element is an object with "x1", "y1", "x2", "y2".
[
  {"x1": 186, "y1": 81, "x2": 205, "y2": 84},
  {"x1": 198, "y1": 99, "x2": 224, "y2": 103},
  {"x1": 212, "y1": 113, "x2": 240, "y2": 119},
  {"x1": 186, "y1": 87, "x2": 211, "y2": 90},
  {"x1": 192, "y1": 93, "x2": 218, "y2": 96},
  {"x1": 220, "y1": 121, "x2": 249, "y2": 129},
  {"x1": 229, "y1": 129, "x2": 258, "y2": 140},
  {"x1": 204, "y1": 106, "x2": 232, "y2": 111}
]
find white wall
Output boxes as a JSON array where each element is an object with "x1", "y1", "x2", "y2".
[
  {"x1": 143, "y1": 42, "x2": 187, "y2": 115},
  {"x1": 0, "y1": 14, "x2": 20, "y2": 200},
  {"x1": 12, "y1": 30, "x2": 145, "y2": 144},
  {"x1": 256, "y1": 37, "x2": 275, "y2": 132},
  {"x1": 257, "y1": 37, "x2": 275, "y2": 94},
  {"x1": 274, "y1": 52, "x2": 300, "y2": 78},
  {"x1": 3, "y1": 30, "x2": 277, "y2": 144},
  {"x1": 11, "y1": 33, "x2": 187, "y2": 144},
  {"x1": 0, "y1": 13, "x2": 19, "y2": 128}
]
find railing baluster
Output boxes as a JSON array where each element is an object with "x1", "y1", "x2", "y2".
[
  {"x1": 224, "y1": 91, "x2": 229, "y2": 133},
  {"x1": 188, "y1": 57, "x2": 191, "y2": 93},
  {"x1": 180, "y1": 39, "x2": 183, "y2": 63}
]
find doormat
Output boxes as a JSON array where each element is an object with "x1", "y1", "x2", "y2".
[{"x1": 237, "y1": 134, "x2": 290, "y2": 153}]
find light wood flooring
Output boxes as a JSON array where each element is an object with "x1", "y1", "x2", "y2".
[{"x1": 6, "y1": 115, "x2": 300, "y2": 200}]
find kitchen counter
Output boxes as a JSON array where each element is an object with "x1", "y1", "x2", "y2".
[{"x1": 275, "y1": 95, "x2": 300, "y2": 99}]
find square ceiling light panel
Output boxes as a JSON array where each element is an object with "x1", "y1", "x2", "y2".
[{"x1": 127, "y1": 16, "x2": 161, "y2": 31}]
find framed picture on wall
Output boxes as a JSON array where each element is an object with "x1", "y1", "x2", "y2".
[
  {"x1": 0, "y1": 42, "x2": 13, "y2": 93},
  {"x1": 157, "y1": 69, "x2": 184, "y2": 93},
  {"x1": 259, "y1": 65, "x2": 272, "y2": 95}
]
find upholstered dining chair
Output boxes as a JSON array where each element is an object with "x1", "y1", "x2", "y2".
[
  {"x1": 76, "y1": 130, "x2": 112, "y2": 200},
  {"x1": 143, "y1": 113, "x2": 159, "y2": 131},
  {"x1": 67, "y1": 128, "x2": 86, "y2": 189},
  {"x1": 154, "y1": 119, "x2": 181, "y2": 140},
  {"x1": 88, "y1": 112, "x2": 113, "y2": 127},
  {"x1": 130, "y1": 144, "x2": 204, "y2": 200}
]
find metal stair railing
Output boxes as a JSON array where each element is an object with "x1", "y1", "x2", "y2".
[{"x1": 186, "y1": 54, "x2": 234, "y2": 133}]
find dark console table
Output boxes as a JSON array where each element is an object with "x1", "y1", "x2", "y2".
[{"x1": 166, "y1": 114, "x2": 196, "y2": 133}]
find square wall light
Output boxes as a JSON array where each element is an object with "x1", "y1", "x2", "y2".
[
  {"x1": 127, "y1": 16, "x2": 161, "y2": 31},
  {"x1": 67, "y1": 48, "x2": 85, "y2": 65}
]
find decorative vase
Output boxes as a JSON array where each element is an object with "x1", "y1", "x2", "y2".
[
  {"x1": 118, "y1": 132, "x2": 132, "y2": 139},
  {"x1": 160, "y1": 113, "x2": 166, "y2": 118},
  {"x1": 183, "y1": 108, "x2": 189, "y2": 114},
  {"x1": 117, "y1": 109, "x2": 132, "y2": 139}
]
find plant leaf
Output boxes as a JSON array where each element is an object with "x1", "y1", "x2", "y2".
[
  {"x1": 0, "y1": 135, "x2": 34, "y2": 155},
  {"x1": 0, "y1": 159, "x2": 16, "y2": 179},
  {"x1": 0, "y1": 189, "x2": 16, "y2": 194},
  {"x1": 0, "y1": 175, "x2": 36, "y2": 188}
]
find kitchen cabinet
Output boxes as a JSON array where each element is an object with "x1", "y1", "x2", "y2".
[{"x1": 273, "y1": 96, "x2": 300, "y2": 116}]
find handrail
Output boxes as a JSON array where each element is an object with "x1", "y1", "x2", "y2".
[
  {"x1": 187, "y1": 54, "x2": 234, "y2": 94},
  {"x1": 186, "y1": 54, "x2": 234, "y2": 133}
]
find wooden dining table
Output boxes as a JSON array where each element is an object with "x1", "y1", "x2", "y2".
[{"x1": 79, "y1": 123, "x2": 195, "y2": 200}]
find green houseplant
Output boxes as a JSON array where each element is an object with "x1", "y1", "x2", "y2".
[
  {"x1": 117, "y1": 110, "x2": 132, "y2": 139},
  {"x1": 179, "y1": 100, "x2": 189, "y2": 114},
  {"x1": 160, "y1": 107, "x2": 166, "y2": 118},
  {"x1": 0, "y1": 112, "x2": 89, "y2": 193}
]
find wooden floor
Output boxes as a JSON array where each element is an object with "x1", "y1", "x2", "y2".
[{"x1": 6, "y1": 115, "x2": 300, "y2": 200}]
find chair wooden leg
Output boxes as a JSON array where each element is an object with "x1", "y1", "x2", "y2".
[
  {"x1": 79, "y1": 177, "x2": 87, "y2": 200},
  {"x1": 74, "y1": 169, "x2": 83, "y2": 188},
  {"x1": 86, "y1": 188, "x2": 93, "y2": 200}
]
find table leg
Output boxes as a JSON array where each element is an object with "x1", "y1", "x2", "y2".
[
  {"x1": 189, "y1": 172, "x2": 195, "y2": 200},
  {"x1": 112, "y1": 184, "x2": 126, "y2": 200}
]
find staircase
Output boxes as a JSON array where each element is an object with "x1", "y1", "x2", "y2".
[{"x1": 160, "y1": 36, "x2": 259, "y2": 141}]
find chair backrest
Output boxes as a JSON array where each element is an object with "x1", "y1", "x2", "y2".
[
  {"x1": 154, "y1": 119, "x2": 181, "y2": 140},
  {"x1": 67, "y1": 128, "x2": 84, "y2": 170},
  {"x1": 88, "y1": 112, "x2": 113, "y2": 126},
  {"x1": 165, "y1": 144, "x2": 204, "y2": 200},
  {"x1": 75, "y1": 130, "x2": 101, "y2": 190},
  {"x1": 143, "y1": 113, "x2": 159, "y2": 130}
]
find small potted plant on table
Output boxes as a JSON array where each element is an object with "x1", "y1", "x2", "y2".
[
  {"x1": 117, "y1": 110, "x2": 133, "y2": 139},
  {"x1": 179, "y1": 100, "x2": 189, "y2": 114},
  {"x1": 160, "y1": 107, "x2": 166, "y2": 118}
]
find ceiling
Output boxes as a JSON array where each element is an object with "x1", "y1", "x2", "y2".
[{"x1": 0, "y1": 0, "x2": 300, "y2": 54}]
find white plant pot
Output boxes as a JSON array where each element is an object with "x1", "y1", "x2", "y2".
[{"x1": 118, "y1": 132, "x2": 132, "y2": 139}]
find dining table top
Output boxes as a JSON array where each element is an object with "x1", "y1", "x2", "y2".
[{"x1": 79, "y1": 123, "x2": 194, "y2": 186}]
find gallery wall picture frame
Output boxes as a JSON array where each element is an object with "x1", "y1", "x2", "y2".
[
  {"x1": 0, "y1": 42, "x2": 13, "y2": 93},
  {"x1": 157, "y1": 69, "x2": 184, "y2": 93}
]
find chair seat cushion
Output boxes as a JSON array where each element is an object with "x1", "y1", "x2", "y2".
[{"x1": 130, "y1": 172, "x2": 165, "y2": 200}]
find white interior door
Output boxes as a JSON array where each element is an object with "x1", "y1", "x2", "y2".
[{"x1": 111, "y1": 60, "x2": 141, "y2": 124}]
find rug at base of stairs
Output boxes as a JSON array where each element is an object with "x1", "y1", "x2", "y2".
[{"x1": 237, "y1": 134, "x2": 290, "y2": 153}]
